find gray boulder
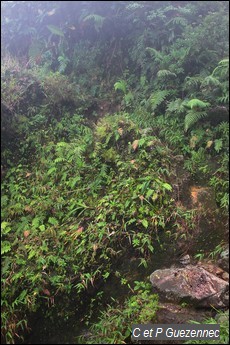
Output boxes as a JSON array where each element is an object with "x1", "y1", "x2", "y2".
[
  {"x1": 218, "y1": 247, "x2": 229, "y2": 272},
  {"x1": 150, "y1": 265, "x2": 229, "y2": 308}
]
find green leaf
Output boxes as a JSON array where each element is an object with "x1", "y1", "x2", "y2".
[
  {"x1": 141, "y1": 219, "x2": 148, "y2": 229},
  {"x1": 47, "y1": 167, "x2": 57, "y2": 176},
  {"x1": 48, "y1": 217, "x2": 59, "y2": 226},
  {"x1": 151, "y1": 193, "x2": 158, "y2": 201},
  {"x1": 28, "y1": 250, "x2": 36, "y2": 260},
  {"x1": 214, "y1": 139, "x2": 223, "y2": 153},
  {"x1": 1, "y1": 241, "x2": 11, "y2": 254},
  {"x1": 114, "y1": 80, "x2": 127, "y2": 94},
  {"x1": 1, "y1": 222, "x2": 11, "y2": 235},
  {"x1": 146, "y1": 189, "x2": 154, "y2": 199},
  {"x1": 162, "y1": 183, "x2": 172, "y2": 191},
  {"x1": 47, "y1": 25, "x2": 64, "y2": 37},
  {"x1": 32, "y1": 217, "x2": 40, "y2": 228},
  {"x1": 39, "y1": 224, "x2": 45, "y2": 231},
  {"x1": 1, "y1": 222, "x2": 9, "y2": 230},
  {"x1": 57, "y1": 141, "x2": 68, "y2": 147}
]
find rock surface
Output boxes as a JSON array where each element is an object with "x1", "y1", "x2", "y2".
[
  {"x1": 150, "y1": 265, "x2": 229, "y2": 308},
  {"x1": 218, "y1": 247, "x2": 229, "y2": 272},
  {"x1": 155, "y1": 302, "x2": 213, "y2": 324},
  {"x1": 179, "y1": 254, "x2": 190, "y2": 265}
]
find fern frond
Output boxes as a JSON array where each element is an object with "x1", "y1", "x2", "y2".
[
  {"x1": 184, "y1": 110, "x2": 208, "y2": 131},
  {"x1": 100, "y1": 164, "x2": 108, "y2": 178},
  {"x1": 157, "y1": 70, "x2": 177, "y2": 78},
  {"x1": 166, "y1": 17, "x2": 188, "y2": 27},
  {"x1": 150, "y1": 90, "x2": 170, "y2": 111},
  {"x1": 185, "y1": 99, "x2": 210, "y2": 110},
  {"x1": 146, "y1": 47, "x2": 163, "y2": 61},
  {"x1": 54, "y1": 157, "x2": 66, "y2": 164},
  {"x1": 218, "y1": 58, "x2": 229, "y2": 65},
  {"x1": 201, "y1": 75, "x2": 221, "y2": 88},
  {"x1": 58, "y1": 56, "x2": 69, "y2": 73},
  {"x1": 218, "y1": 93, "x2": 229, "y2": 103},
  {"x1": 114, "y1": 80, "x2": 127, "y2": 94},
  {"x1": 73, "y1": 146, "x2": 84, "y2": 156},
  {"x1": 166, "y1": 98, "x2": 186, "y2": 115},
  {"x1": 212, "y1": 58, "x2": 229, "y2": 77},
  {"x1": 183, "y1": 76, "x2": 202, "y2": 90}
]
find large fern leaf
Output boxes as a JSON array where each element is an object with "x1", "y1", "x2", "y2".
[
  {"x1": 201, "y1": 75, "x2": 221, "y2": 88},
  {"x1": 150, "y1": 90, "x2": 170, "y2": 111},
  {"x1": 183, "y1": 76, "x2": 203, "y2": 90},
  {"x1": 184, "y1": 110, "x2": 208, "y2": 131},
  {"x1": 185, "y1": 99, "x2": 210, "y2": 110}
]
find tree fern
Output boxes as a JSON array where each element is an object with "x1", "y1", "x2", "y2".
[
  {"x1": 150, "y1": 90, "x2": 170, "y2": 111},
  {"x1": 184, "y1": 110, "x2": 208, "y2": 132}
]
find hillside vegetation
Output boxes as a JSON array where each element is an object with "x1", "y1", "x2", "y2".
[{"x1": 1, "y1": 1, "x2": 229, "y2": 344}]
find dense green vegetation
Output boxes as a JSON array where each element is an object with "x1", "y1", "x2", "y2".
[{"x1": 1, "y1": 1, "x2": 229, "y2": 344}]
